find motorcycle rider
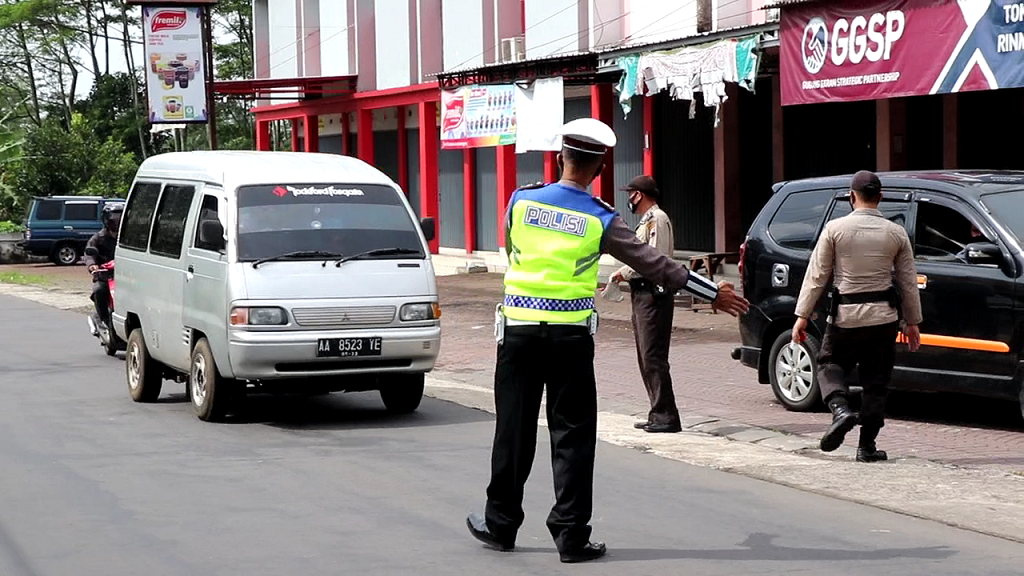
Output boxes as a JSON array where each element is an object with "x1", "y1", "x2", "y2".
[{"x1": 84, "y1": 203, "x2": 123, "y2": 331}]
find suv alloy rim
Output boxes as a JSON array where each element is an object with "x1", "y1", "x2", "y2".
[
  {"x1": 775, "y1": 342, "x2": 813, "y2": 402},
  {"x1": 58, "y1": 246, "x2": 76, "y2": 264}
]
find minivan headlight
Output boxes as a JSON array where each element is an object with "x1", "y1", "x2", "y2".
[
  {"x1": 400, "y1": 302, "x2": 441, "y2": 321},
  {"x1": 230, "y1": 306, "x2": 288, "y2": 325}
]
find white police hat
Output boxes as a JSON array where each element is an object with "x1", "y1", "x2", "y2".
[{"x1": 558, "y1": 118, "x2": 617, "y2": 155}]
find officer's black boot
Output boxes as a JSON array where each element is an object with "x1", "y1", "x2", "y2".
[
  {"x1": 857, "y1": 426, "x2": 888, "y2": 463},
  {"x1": 820, "y1": 396, "x2": 858, "y2": 453}
]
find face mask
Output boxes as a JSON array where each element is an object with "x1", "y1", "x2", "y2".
[{"x1": 628, "y1": 192, "x2": 641, "y2": 214}]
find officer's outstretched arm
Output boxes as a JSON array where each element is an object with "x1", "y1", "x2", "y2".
[{"x1": 601, "y1": 216, "x2": 718, "y2": 302}]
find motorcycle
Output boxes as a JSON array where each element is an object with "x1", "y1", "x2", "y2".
[{"x1": 85, "y1": 246, "x2": 126, "y2": 357}]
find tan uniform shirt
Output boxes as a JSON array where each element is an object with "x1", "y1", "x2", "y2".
[
  {"x1": 616, "y1": 205, "x2": 674, "y2": 281},
  {"x1": 795, "y1": 208, "x2": 923, "y2": 329}
]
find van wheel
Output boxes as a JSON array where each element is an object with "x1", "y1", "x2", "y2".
[
  {"x1": 1019, "y1": 387, "x2": 1024, "y2": 423},
  {"x1": 51, "y1": 243, "x2": 79, "y2": 266},
  {"x1": 379, "y1": 374, "x2": 425, "y2": 414},
  {"x1": 190, "y1": 338, "x2": 236, "y2": 422},
  {"x1": 768, "y1": 330, "x2": 823, "y2": 412},
  {"x1": 126, "y1": 329, "x2": 163, "y2": 402}
]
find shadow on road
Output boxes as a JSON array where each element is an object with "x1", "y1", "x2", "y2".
[
  {"x1": 885, "y1": 390, "x2": 1023, "y2": 432},
  {"x1": 220, "y1": 393, "x2": 491, "y2": 431},
  {"x1": 512, "y1": 533, "x2": 956, "y2": 563}
]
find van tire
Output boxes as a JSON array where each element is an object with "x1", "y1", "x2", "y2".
[
  {"x1": 768, "y1": 330, "x2": 823, "y2": 412},
  {"x1": 51, "y1": 243, "x2": 79, "y2": 266},
  {"x1": 126, "y1": 329, "x2": 163, "y2": 402},
  {"x1": 189, "y1": 338, "x2": 235, "y2": 422},
  {"x1": 379, "y1": 374, "x2": 425, "y2": 414}
]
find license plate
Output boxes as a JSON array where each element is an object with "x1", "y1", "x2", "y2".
[{"x1": 316, "y1": 337, "x2": 382, "y2": 357}]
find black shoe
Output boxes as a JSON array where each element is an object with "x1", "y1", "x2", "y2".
[
  {"x1": 643, "y1": 422, "x2": 682, "y2": 434},
  {"x1": 466, "y1": 513, "x2": 514, "y2": 552},
  {"x1": 634, "y1": 421, "x2": 650, "y2": 429},
  {"x1": 857, "y1": 445, "x2": 888, "y2": 463},
  {"x1": 820, "y1": 407, "x2": 858, "y2": 452},
  {"x1": 559, "y1": 541, "x2": 607, "y2": 563}
]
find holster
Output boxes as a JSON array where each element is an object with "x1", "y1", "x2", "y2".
[{"x1": 829, "y1": 285, "x2": 902, "y2": 322}]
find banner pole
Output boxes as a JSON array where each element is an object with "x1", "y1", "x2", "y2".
[{"x1": 202, "y1": 5, "x2": 218, "y2": 150}]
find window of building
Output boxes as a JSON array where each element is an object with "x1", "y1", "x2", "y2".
[
  {"x1": 193, "y1": 195, "x2": 224, "y2": 253},
  {"x1": 64, "y1": 202, "x2": 98, "y2": 221},
  {"x1": 914, "y1": 201, "x2": 989, "y2": 264},
  {"x1": 34, "y1": 200, "x2": 62, "y2": 221},
  {"x1": 150, "y1": 185, "x2": 197, "y2": 259},
  {"x1": 767, "y1": 189, "x2": 833, "y2": 250},
  {"x1": 119, "y1": 182, "x2": 163, "y2": 251}
]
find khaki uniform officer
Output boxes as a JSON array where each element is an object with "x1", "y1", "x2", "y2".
[{"x1": 793, "y1": 170, "x2": 923, "y2": 462}]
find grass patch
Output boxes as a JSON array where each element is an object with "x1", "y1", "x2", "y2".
[{"x1": 0, "y1": 271, "x2": 51, "y2": 286}]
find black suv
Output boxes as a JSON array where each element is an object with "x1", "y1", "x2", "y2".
[{"x1": 732, "y1": 171, "x2": 1024, "y2": 420}]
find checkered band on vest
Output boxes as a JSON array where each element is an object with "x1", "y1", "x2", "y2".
[{"x1": 503, "y1": 294, "x2": 595, "y2": 312}]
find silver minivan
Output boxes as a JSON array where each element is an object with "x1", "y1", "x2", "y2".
[{"x1": 111, "y1": 151, "x2": 441, "y2": 421}]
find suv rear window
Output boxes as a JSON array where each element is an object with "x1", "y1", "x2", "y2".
[
  {"x1": 64, "y1": 202, "x2": 98, "y2": 221},
  {"x1": 34, "y1": 200, "x2": 62, "y2": 221},
  {"x1": 768, "y1": 189, "x2": 832, "y2": 250}
]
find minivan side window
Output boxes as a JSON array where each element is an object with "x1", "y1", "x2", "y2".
[
  {"x1": 193, "y1": 194, "x2": 223, "y2": 252},
  {"x1": 34, "y1": 200, "x2": 62, "y2": 221},
  {"x1": 64, "y1": 202, "x2": 98, "y2": 221},
  {"x1": 150, "y1": 185, "x2": 197, "y2": 259},
  {"x1": 767, "y1": 189, "x2": 832, "y2": 250},
  {"x1": 120, "y1": 182, "x2": 163, "y2": 251}
]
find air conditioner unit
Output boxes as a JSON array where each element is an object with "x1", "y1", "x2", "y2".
[
  {"x1": 765, "y1": 8, "x2": 780, "y2": 23},
  {"x1": 499, "y1": 37, "x2": 525, "y2": 63}
]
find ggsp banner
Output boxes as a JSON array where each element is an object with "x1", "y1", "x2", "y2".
[{"x1": 780, "y1": 0, "x2": 1024, "y2": 105}]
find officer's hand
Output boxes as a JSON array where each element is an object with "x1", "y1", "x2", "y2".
[
  {"x1": 711, "y1": 282, "x2": 749, "y2": 317},
  {"x1": 905, "y1": 324, "x2": 921, "y2": 352},
  {"x1": 792, "y1": 317, "x2": 809, "y2": 344}
]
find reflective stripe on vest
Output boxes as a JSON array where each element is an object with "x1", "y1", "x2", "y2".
[{"x1": 503, "y1": 197, "x2": 605, "y2": 323}]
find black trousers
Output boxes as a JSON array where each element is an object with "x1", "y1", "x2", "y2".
[
  {"x1": 91, "y1": 280, "x2": 110, "y2": 325},
  {"x1": 817, "y1": 321, "x2": 899, "y2": 432},
  {"x1": 485, "y1": 324, "x2": 597, "y2": 552},
  {"x1": 630, "y1": 288, "x2": 680, "y2": 425}
]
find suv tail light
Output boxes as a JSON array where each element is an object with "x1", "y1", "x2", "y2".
[{"x1": 738, "y1": 241, "x2": 747, "y2": 291}]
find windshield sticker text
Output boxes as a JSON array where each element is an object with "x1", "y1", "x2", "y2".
[{"x1": 274, "y1": 185, "x2": 366, "y2": 198}]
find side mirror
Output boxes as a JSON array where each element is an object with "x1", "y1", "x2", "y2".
[
  {"x1": 199, "y1": 219, "x2": 226, "y2": 250},
  {"x1": 964, "y1": 241, "x2": 1001, "y2": 265},
  {"x1": 420, "y1": 217, "x2": 436, "y2": 243},
  {"x1": 85, "y1": 246, "x2": 99, "y2": 257}
]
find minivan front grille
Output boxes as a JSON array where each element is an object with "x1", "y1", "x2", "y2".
[{"x1": 291, "y1": 305, "x2": 396, "y2": 327}]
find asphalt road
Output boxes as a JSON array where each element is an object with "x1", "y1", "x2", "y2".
[{"x1": 1, "y1": 295, "x2": 1022, "y2": 576}]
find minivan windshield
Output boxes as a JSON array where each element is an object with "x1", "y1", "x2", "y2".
[
  {"x1": 235, "y1": 183, "x2": 424, "y2": 262},
  {"x1": 980, "y1": 189, "x2": 1024, "y2": 244}
]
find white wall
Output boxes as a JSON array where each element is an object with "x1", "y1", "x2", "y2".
[
  {"x1": 625, "y1": 0, "x2": 698, "y2": 45},
  {"x1": 268, "y1": 0, "x2": 299, "y2": 78},
  {"x1": 525, "y1": 0, "x2": 581, "y2": 60},
  {"x1": 374, "y1": 0, "x2": 412, "y2": 88},
  {"x1": 319, "y1": 0, "x2": 354, "y2": 75},
  {"x1": 589, "y1": 0, "x2": 624, "y2": 50},
  {"x1": 442, "y1": 0, "x2": 485, "y2": 71}
]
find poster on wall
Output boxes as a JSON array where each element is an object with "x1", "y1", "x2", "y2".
[
  {"x1": 440, "y1": 85, "x2": 516, "y2": 149},
  {"x1": 142, "y1": 5, "x2": 208, "y2": 123},
  {"x1": 780, "y1": 0, "x2": 1024, "y2": 106}
]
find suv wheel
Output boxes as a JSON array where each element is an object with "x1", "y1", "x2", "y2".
[
  {"x1": 768, "y1": 329, "x2": 822, "y2": 412},
  {"x1": 51, "y1": 243, "x2": 79, "y2": 266}
]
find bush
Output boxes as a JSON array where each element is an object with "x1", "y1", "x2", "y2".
[{"x1": 0, "y1": 220, "x2": 23, "y2": 234}]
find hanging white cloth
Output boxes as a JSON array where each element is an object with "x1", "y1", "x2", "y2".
[{"x1": 514, "y1": 77, "x2": 565, "y2": 154}]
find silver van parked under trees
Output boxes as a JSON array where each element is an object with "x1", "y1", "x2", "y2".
[{"x1": 111, "y1": 151, "x2": 441, "y2": 422}]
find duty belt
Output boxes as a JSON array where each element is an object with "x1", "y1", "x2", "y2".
[{"x1": 827, "y1": 286, "x2": 902, "y2": 321}]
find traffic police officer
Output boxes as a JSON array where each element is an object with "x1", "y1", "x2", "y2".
[
  {"x1": 792, "y1": 170, "x2": 923, "y2": 462},
  {"x1": 609, "y1": 175, "x2": 682, "y2": 433},
  {"x1": 467, "y1": 118, "x2": 750, "y2": 563}
]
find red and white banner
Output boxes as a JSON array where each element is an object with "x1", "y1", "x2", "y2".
[{"x1": 780, "y1": 0, "x2": 1024, "y2": 106}]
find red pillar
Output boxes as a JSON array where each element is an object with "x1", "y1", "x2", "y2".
[
  {"x1": 590, "y1": 84, "x2": 615, "y2": 204},
  {"x1": 341, "y1": 112, "x2": 351, "y2": 156},
  {"x1": 291, "y1": 119, "x2": 300, "y2": 151},
  {"x1": 397, "y1": 106, "x2": 409, "y2": 193},
  {"x1": 256, "y1": 120, "x2": 271, "y2": 151},
  {"x1": 543, "y1": 152, "x2": 558, "y2": 182},
  {"x1": 463, "y1": 150, "x2": 477, "y2": 253},
  {"x1": 496, "y1": 144, "x2": 517, "y2": 249},
  {"x1": 643, "y1": 95, "x2": 655, "y2": 176},
  {"x1": 357, "y1": 108, "x2": 374, "y2": 165},
  {"x1": 303, "y1": 114, "x2": 318, "y2": 153},
  {"x1": 418, "y1": 101, "x2": 440, "y2": 254}
]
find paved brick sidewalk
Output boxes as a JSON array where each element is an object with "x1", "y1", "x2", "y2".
[{"x1": 435, "y1": 273, "x2": 1024, "y2": 472}]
